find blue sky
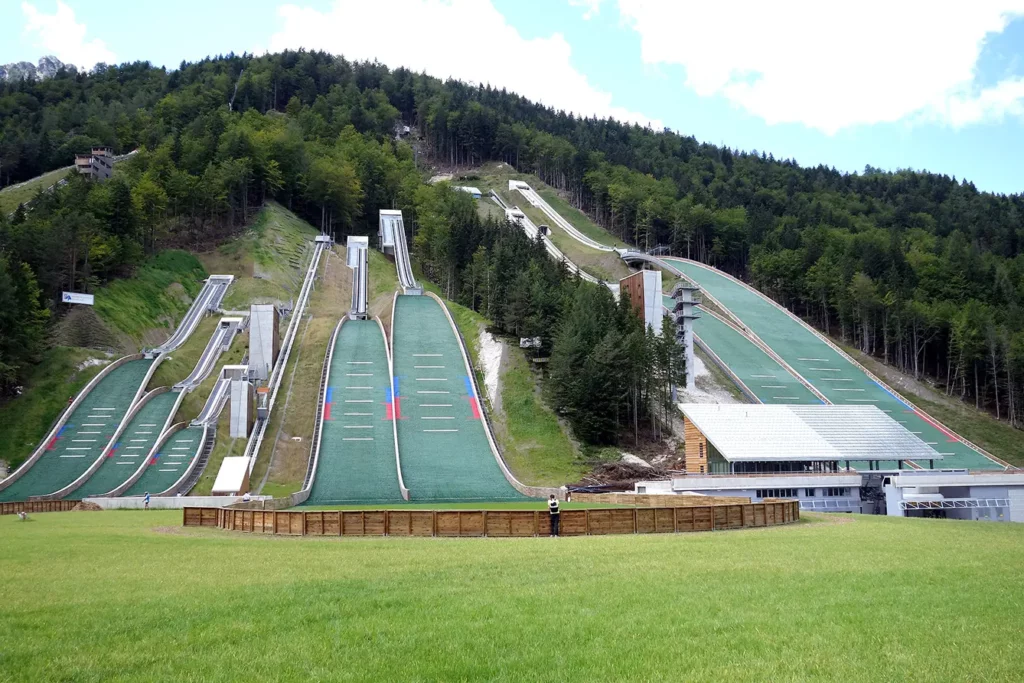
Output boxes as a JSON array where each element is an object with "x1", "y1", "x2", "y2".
[{"x1": 3, "y1": 0, "x2": 1023, "y2": 194}]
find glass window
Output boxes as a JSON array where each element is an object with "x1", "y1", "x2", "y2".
[{"x1": 805, "y1": 488, "x2": 816, "y2": 497}]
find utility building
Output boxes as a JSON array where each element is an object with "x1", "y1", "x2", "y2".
[
  {"x1": 248, "y1": 304, "x2": 280, "y2": 381},
  {"x1": 618, "y1": 269, "x2": 663, "y2": 334},
  {"x1": 678, "y1": 404, "x2": 942, "y2": 475},
  {"x1": 74, "y1": 146, "x2": 114, "y2": 181}
]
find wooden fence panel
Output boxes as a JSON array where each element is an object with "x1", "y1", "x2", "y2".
[
  {"x1": 654, "y1": 508, "x2": 675, "y2": 533},
  {"x1": 410, "y1": 512, "x2": 434, "y2": 537},
  {"x1": 388, "y1": 511, "x2": 412, "y2": 536},
  {"x1": 560, "y1": 510, "x2": 588, "y2": 536},
  {"x1": 364, "y1": 511, "x2": 386, "y2": 536},
  {"x1": 485, "y1": 511, "x2": 513, "y2": 537},
  {"x1": 435, "y1": 511, "x2": 461, "y2": 536},
  {"x1": 341, "y1": 511, "x2": 365, "y2": 536},
  {"x1": 635, "y1": 509, "x2": 655, "y2": 534},
  {"x1": 512, "y1": 511, "x2": 539, "y2": 537},
  {"x1": 460, "y1": 511, "x2": 486, "y2": 537},
  {"x1": 693, "y1": 506, "x2": 713, "y2": 531}
]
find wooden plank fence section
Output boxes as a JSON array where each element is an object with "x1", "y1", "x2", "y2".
[
  {"x1": 1, "y1": 500, "x2": 80, "y2": 515},
  {"x1": 571, "y1": 493, "x2": 752, "y2": 507},
  {"x1": 185, "y1": 502, "x2": 800, "y2": 537}
]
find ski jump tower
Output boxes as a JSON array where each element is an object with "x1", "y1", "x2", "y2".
[{"x1": 672, "y1": 282, "x2": 701, "y2": 391}]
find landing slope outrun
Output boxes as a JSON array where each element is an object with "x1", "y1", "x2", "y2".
[
  {"x1": 72, "y1": 392, "x2": 178, "y2": 498},
  {"x1": 393, "y1": 296, "x2": 524, "y2": 502},
  {"x1": 0, "y1": 359, "x2": 154, "y2": 501},
  {"x1": 124, "y1": 426, "x2": 204, "y2": 496},
  {"x1": 669, "y1": 296, "x2": 819, "y2": 405},
  {"x1": 665, "y1": 258, "x2": 1003, "y2": 470},
  {"x1": 307, "y1": 320, "x2": 404, "y2": 505}
]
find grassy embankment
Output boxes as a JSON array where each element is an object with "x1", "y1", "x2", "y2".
[
  {"x1": 188, "y1": 202, "x2": 319, "y2": 496},
  {"x1": 2, "y1": 511, "x2": 1023, "y2": 681},
  {"x1": 0, "y1": 166, "x2": 73, "y2": 215},
  {"x1": 418, "y1": 275, "x2": 586, "y2": 487},
  {"x1": 0, "y1": 250, "x2": 209, "y2": 472}
]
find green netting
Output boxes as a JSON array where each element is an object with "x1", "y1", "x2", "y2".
[
  {"x1": 0, "y1": 359, "x2": 154, "y2": 502},
  {"x1": 73, "y1": 392, "x2": 179, "y2": 498},
  {"x1": 666, "y1": 259, "x2": 1001, "y2": 470},
  {"x1": 123, "y1": 425, "x2": 205, "y2": 497},
  {"x1": 305, "y1": 320, "x2": 406, "y2": 505},
  {"x1": 392, "y1": 296, "x2": 526, "y2": 502}
]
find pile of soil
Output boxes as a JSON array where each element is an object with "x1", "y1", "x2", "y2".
[{"x1": 72, "y1": 501, "x2": 102, "y2": 512}]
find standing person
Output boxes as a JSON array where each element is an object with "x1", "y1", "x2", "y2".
[
  {"x1": 548, "y1": 494, "x2": 560, "y2": 537},
  {"x1": 143, "y1": 492, "x2": 150, "y2": 510}
]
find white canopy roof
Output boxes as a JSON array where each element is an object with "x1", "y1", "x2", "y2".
[{"x1": 678, "y1": 404, "x2": 942, "y2": 463}]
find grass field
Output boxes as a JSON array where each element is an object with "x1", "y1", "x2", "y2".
[
  {"x1": 0, "y1": 166, "x2": 72, "y2": 215},
  {"x1": 1, "y1": 511, "x2": 1022, "y2": 681}
]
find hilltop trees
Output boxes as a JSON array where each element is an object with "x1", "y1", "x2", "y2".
[{"x1": 2, "y1": 48, "x2": 1024, "y2": 427}]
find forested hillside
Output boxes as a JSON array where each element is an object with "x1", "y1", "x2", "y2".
[{"x1": 2, "y1": 49, "x2": 1023, "y2": 433}]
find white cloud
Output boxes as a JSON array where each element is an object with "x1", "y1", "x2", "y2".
[
  {"x1": 21, "y1": 1, "x2": 116, "y2": 69},
  {"x1": 569, "y1": 0, "x2": 604, "y2": 20},
  {"x1": 616, "y1": 0, "x2": 1024, "y2": 133},
  {"x1": 266, "y1": 0, "x2": 660, "y2": 128}
]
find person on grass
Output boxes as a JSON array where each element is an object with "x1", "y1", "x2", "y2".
[
  {"x1": 548, "y1": 494, "x2": 560, "y2": 537},
  {"x1": 143, "y1": 492, "x2": 150, "y2": 510}
]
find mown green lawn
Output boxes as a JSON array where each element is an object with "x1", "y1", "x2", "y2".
[{"x1": 1, "y1": 511, "x2": 1022, "y2": 681}]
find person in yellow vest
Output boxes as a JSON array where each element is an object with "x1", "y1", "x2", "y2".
[{"x1": 548, "y1": 494, "x2": 560, "y2": 537}]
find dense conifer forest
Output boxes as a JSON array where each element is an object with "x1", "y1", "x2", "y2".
[{"x1": 1, "y1": 49, "x2": 1022, "y2": 437}]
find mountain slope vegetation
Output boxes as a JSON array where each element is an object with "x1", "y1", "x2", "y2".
[{"x1": 2, "y1": 48, "x2": 1022, "y2": 446}]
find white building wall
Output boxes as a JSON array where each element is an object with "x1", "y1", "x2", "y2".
[{"x1": 642, "y1": 270, "x2": 663, "y2": 334}]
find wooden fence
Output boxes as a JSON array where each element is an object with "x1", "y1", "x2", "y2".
[
  {"x1": 571, "y1": 493, "x2": 752, "y2": 507},
  {"x1": 183, "y1": 501, "x2": 799, "y2": 537},
  {"x1": 1, "y1": 500, "x2": 80, "y2": 515}
]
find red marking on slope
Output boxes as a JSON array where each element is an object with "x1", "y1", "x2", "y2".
[
  {"x1": 323, "y1": 403, "x2": 331, "y2": 421},
  {"x1": 913, "y1": 409, "x2": 956, "y2": 440},
  {"x1": 468, "y1": 397, "x2": 481, "y2": 420}
]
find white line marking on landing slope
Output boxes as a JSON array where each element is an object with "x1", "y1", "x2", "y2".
[
  {"x1": 346, "y1": 373, "x2": 373, "y2": 377},
  {"x1": 344, "y1": 412, "x2": 372, "y2": 416},
  {"x1": 348, "y1": 361, "x2": 373, "y2": 364},
  {"x1": 423, "y1": 429, "x2": 459, "y2": 433},
  {"x1": 344, "y1": 425, "x2": 373, "y2": 429},
  {"x1": 343, "y1": 437, "x2": 374, "y2": 441},
  {"x1": 798, "y1": 358, "x2": 828, "y2": 362},
  {"x1": 420, "y1": 404, "x2": 452, "y2": 407},
  {"x1": 416, "y1": 378, "x2": 446, "y2": 382},
  {"x1": 421, "y1": 416, "x2": 454, "y2": 420},
  {"x1": 751, "y1": 375, "x2": 775, "y2": 378},
  {"x1": 413, "y1": 354, "x2": 442, "y2": 357},
  {"x1": 415, "y1": 366, "x2": 444, "y2": 369}
]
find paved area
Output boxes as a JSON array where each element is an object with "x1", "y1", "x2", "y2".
[
  {"x1": 306, "y1": 320, "x2": 405, "y2": 505},
  {"x1": 664, "y1": 258, "x2": 1001, "y2": 470},
  {"x1": 0, "y1": 359, "x2": 154, "y2": 501},
  {"x1": 392, "y1": 296, "x2": 524, "y2": 502},
  {"x1": 73, "y1": 392, "x2": 178, "y2": 498}
]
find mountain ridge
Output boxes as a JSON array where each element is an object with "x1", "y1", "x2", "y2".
[{"x1": 0, "y1": 55, "x2": 77, "y2": 81}]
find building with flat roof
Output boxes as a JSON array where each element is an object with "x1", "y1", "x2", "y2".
[
  {"x1": 453, "y1": 186, "x2": 482, "y2": 198},
  {"x1": 74, "y1": 146, "x2": 114, "y2": 181},
  {"x1": 679, "y1": 403, "x2": 943, "y2": 475},
  {"x1": 628, "y1": 403, "x2": 1024, "y2": 521}
]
